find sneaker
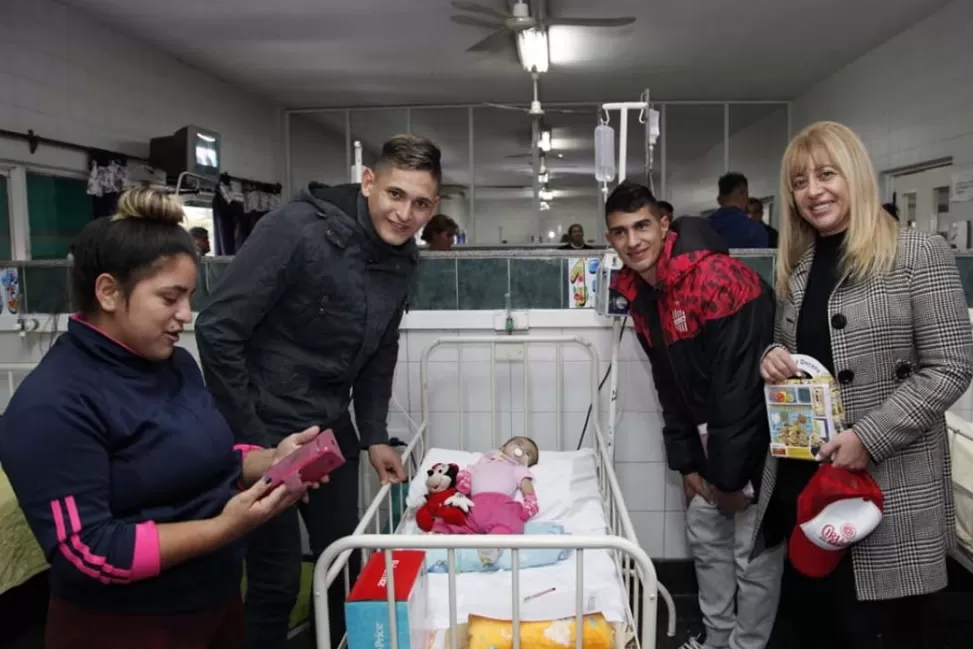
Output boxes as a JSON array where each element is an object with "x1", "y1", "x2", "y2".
[{"x1": 677, "y1": 637, "x2": 705, "y2": 649}]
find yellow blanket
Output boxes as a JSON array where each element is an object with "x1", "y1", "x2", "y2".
[
  {"x1": 0, "y1": 467, "x2": 49, "y2": 595},
  {"x1": 468, "y1": 613, "x2": 614, "y2": 649}
]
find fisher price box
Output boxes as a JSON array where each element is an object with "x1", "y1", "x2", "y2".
[
  {"x1": 346, "y1": 550, "x2": 429, "y2": 649},
  {"x1": 764, "y1": 354, "x2": 846, "y2": 461}
]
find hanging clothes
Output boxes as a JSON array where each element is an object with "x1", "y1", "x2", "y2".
[
  {"x1": 211, "y1": 175, "x2": 281, "y2": 255},
  {"x1": 86, "y1": 151, "x2": 129, "y2": 219}
]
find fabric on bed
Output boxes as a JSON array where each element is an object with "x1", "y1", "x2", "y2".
[
  {"x1": 0, "y1": 466, "x2": 49, "y2": 595},
  {"x1": 949, "y1": 424, "x2": 973, "y2": 553},
  {"x1": 402, "y1": 447, "x2": 630, "y2": 628},
  {"x1": 467, "y1": 613, "x2": 614, "y2": 649},
  {"x1": 424, "y1": 521, "x2": 571, "y2": 573}
]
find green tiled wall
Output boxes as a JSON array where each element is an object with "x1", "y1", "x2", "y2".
[{"x1": 13, "y1": 253, "x2": 973, "y2": 315}]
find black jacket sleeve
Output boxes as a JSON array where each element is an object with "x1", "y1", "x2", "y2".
[
  {"x1": 701, "y1": 283, "x2": 775, "y2": 492},
  {"x1": 352, "y1": 300, "x2": 406, "y2": 447},
  {"x1": 640, "y1": 332, "x2": 706, "y2": 475},
  {"x1": 194, "y1": 210, "x2": 303, "y2": 447}
]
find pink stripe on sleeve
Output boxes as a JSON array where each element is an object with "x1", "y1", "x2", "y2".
[
  {"x1": 521, "y1": 492, "x2": 539, "y2": 520},
  {"x1": 131, "y1": 521, "x2": 161, "y2": 579},
  {"x1": 49, "y1": 500, "x2": 129, "y2": 584},
  {"x1": 233, "y1": 444, "x2": 262, "y2": 459}
]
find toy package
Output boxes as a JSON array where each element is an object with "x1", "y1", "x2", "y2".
[
  {"x1": 345, "y1": 550, "x2": 429, "y2": 649},
  {"x1": 765, "y1": 354, "x2": 846, "y2": 461}
]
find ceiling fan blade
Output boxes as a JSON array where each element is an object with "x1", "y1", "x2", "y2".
[
  {"x1": 482, "y1": 103, "x2": 529, "y2": 113},
  {"x1": 450, "y1": 15, "x2": 505, "y2": 29},
  {"x1": 544, "y1": 17, "x2": 636, "y2": 28},
  {"x1": 467, "y1": 30, "x2": 514, "y2": 53},
  {"x1": 450, "y1": 0, "x2": 508, "y2": 20}
]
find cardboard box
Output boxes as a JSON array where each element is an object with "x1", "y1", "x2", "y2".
[{"x1": 345, "y1": 550, "x2": 429, "y2": 649}]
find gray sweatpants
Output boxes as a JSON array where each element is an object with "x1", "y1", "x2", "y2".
[{"x1": 685, "y1": 496, "x2": 784, "y2": 649}]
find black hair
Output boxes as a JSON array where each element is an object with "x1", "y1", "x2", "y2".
[
  {"x1": 376, "y1": 134, "x2": 443, "y2": 187},
  {"x1": 421, "y1": 214, "x2": 458, "y2": 243},
  {"x1": 188, "y1": 226, "x2": 209, "y2": 238},
  {"x1": 657, "y1": 200, "x2": 674, "y2": 215},
  {"x1": 71, "y1": 187, "x2": 197, "y2": 315},
  {"x1": 604, "y1": 181, "x2": 661, "y2": 222},
  {"x1": 718, "y1": 172, "x2": 749, "y2": 198},
  {"x1": 568, "y1": 223, "x2": 584, "y2": 234}
]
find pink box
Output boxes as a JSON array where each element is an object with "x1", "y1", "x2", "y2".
[{"x1": 263, "y1": 428, "x2": 346, "y2": 491}]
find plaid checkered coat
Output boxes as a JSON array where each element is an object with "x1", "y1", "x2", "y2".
[{"x1": 754, "y1": 227, "x2": 973, "y2": 601}]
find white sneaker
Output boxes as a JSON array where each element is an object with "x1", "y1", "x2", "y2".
[{"x1": 677, "y1": 637, "x2": 705, "y2": 649}]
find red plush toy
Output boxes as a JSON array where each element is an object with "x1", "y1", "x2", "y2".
[{"x1": 416, "y1": 462, "x2": 472, "y2": 532}]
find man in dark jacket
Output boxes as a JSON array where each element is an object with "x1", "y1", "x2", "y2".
[
  {"x1": 606, "y1": 181, "x2": 782, "y2": 649},
  {"x1": 708, "y1": 172, "x2": 770, "y2": 248},
  {"x1": 195, "y1": 135, "x2": 442, "y2": 649}
]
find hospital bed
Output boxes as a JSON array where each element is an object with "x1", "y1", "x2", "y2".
[
  {"x1": 947, "y1": 411, "x2": 973, "y2": 575},
  {"x1": 314, "y1": 335, "x2": 677, "y2": 649}
]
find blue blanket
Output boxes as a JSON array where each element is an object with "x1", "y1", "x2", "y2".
[{"x1": 424, "y1": 521, "x2": 572, "y2": 574}]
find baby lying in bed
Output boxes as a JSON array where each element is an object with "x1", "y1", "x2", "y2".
[{"x1": 432, "y1": 436, "x2": 540, "y2": 535}]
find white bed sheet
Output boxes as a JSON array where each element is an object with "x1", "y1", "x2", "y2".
[
  {"x1": 949, "y1": 425, "x2": 973, "y2": 555},
  {"x1": 401, "y1": 447, "x2": 630, "y2": 628}
]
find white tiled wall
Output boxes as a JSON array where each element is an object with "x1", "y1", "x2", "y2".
[{"x1": 0, "y1": 0, "x2": 282, "y2": 180}]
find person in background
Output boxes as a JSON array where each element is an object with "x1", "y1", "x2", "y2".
[
  {"x1": 0, "y1": 187, "x2": 326, "y2": 649},
  {"x1": 708, "y1": 172, "x2": 770, "y2": 248},
  {"x1": 189, "y1": 226, "x2": 211, "y2": 256},
  {"x1": 757, "y1": 121, "x2": 973, "y2": 649},
  {"x1": 560, "y1": 223, "x2": 594, "y2": 250},
  {"x1": 606, "y1": 181, "x2": 782, "y2": 649},
  {"x1": 748, "y1": 198, "x2": 779, "y2": 247},
  {"x1": 421, "y1": 213, "x2": 459, "y2": 250},
  {"x1": 195, "y1": 134, "x2": 442, "y2": 649},
  {"x1": 658, "y1": 200, "x2": 675, "y2": 222}
]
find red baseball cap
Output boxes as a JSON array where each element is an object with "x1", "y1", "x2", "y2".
[{"x1": 789, "y1": 464, "x2": 884, "y2": 578}]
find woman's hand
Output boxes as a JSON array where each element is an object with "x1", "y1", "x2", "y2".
[
  {"x1": 218, "y1": 478, "x2": 304, "y2": 540},
  {"x1": 272, "y1": 425, "x2": 321, "y2": 464},
  {"x1": 760, "y1": 346, "x2": 800, "y2": 383},
  {"x1": 817, "y1": 429, "x2": 870, "y2": 471},
  {"x1": 272, "y1": 425, "x2": 329, "y2": 502}
]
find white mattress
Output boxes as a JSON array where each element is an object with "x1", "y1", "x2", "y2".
[
  {"x1": 402, "y1": 447, "x2": 630, "y2": 628},
  {"x1": 949, "y1": 423, "x2": 973, "y2": 556}
]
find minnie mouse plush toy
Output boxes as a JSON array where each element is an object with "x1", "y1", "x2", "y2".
[{"x1": 416, "y1": 463, "x2": 473, "y2": 532}]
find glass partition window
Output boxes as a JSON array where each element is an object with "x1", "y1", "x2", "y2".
[
  {"x1": 27, "y1": 173, "x2": 92, "y2": 260},
  {"x1": 664, "y1": 105, "x2": 726, "y2": 218},
  {"x1": 288, "y1": 112, "x2": 349, "y2": 192},
  {"x1": 411, "y1": 108, "x2": 471, "y2": 238}
]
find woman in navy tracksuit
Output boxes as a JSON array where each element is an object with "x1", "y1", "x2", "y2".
[{"x1": 0, "y1": 187, "x2": 324, "y2": 649}]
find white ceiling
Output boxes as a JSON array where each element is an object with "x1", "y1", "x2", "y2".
[
  {"x1": 57, "y1": 0, "x2": 947, "y2": 212},
  {"x1": 61, "y1": 0, "x2": 947, "y2": 108}
]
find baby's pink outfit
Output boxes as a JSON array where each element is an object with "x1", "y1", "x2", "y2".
[{"x1": 431, "y1": 453, "x2": 539, "y2": 534}]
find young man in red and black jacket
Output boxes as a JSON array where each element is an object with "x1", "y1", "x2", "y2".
[{"x1": 606, "y1": 182, "x2": 783, "y2": 649}]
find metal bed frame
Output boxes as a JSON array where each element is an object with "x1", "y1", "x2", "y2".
[
  {"x1": 946, "y1": 411, "x2": 973, "y2": 575},
  {"x1": 314, "y1": 335, "x2": 677, "y2": 649}
]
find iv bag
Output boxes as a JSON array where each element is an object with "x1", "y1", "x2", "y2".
[{"x1": 594, "y1": 124, "x2": 616, "y2": 183}]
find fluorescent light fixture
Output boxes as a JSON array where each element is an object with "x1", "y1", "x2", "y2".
[
  {"x1": 539, "y1": 129, "x2": 551, "y2": 152},
  {"x1": 548, "y1": 230, "x2": 556, "y2": 239},
  {"x1": 538, "y1": 171, "x2": 549, "y2": 184},
  {"x1": 539, "y1": 187, "x2": 554, "y2": 201},
  {"x1": 539, "y1": 201, "x2": 551, "y2": 211},
  {"x1": 517, "y1": 28, "x2": 549, "y2": 74}
]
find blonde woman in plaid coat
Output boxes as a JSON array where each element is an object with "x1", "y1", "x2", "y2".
[{"x1": 756, "y1": 121, "x2": 973, "y2": 649}]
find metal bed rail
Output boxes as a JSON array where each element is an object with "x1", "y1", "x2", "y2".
[
  {"x1": 946, "y1": 411, "x2": 973, "y2": 575},
  {"x1": 318, "y1": 335, "x2": 677, "y2": 649}
]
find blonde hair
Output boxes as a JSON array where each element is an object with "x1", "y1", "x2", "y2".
[
  {"x1": 774, "y1": 121, "x2": 898, "y2": 298},
  {"x1": 111, "y1": 187, "x2": 185, "y2": 225}
]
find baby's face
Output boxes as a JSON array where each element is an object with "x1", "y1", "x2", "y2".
[{"x1": 501, "y1": 438, "x2": 537, "y2": 466}]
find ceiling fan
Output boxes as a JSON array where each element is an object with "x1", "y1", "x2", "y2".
[{"x1": 451, "y1": 0, "x2": 636, "y2": 58}]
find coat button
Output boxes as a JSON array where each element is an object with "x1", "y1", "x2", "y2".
[
  {"x1": 895, "y1": 361, "x2": 913, "y2": 380},
  {"x1": 837, "y1": 369, "x2": 855, "y2": 384},
  {"x1": 831, "y1": 313, "x2": 847, "y2": 330}
]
